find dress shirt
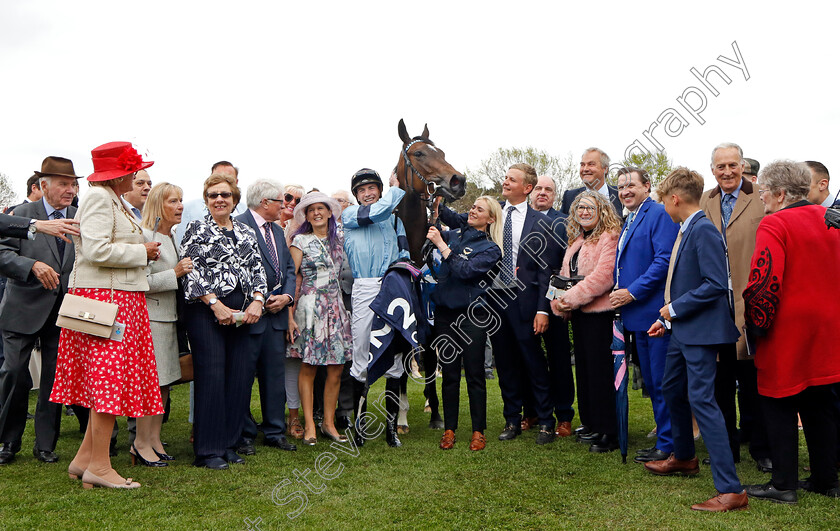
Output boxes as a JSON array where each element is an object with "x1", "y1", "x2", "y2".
[
  {"x1": 667, "y1": 208, "x2": 703, "y2": 319},
  {"x1": 41, "y1": 197, "x2": 68, "y2": 219}
]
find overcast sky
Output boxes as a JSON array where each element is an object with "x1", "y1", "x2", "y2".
[{"x1": 1, "y1": 1, "x2": 837, "y2": 204}]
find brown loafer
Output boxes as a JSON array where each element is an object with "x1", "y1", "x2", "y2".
[
  {"x1": 644, "y1": 454, "x2": 700, "y2": 476},
  {"x1": 691, "y1": 491, "x2": 749, "y2": 512},
  {"x1": 520, "y1": 417, "x2": 538, "y2": 431},
  {"x1": 555, "y1": 421, "x2": 572, "y2": 438},
  {"x1": 439, "y1": 430, "x2": 456, "y2": 450},
  {"x1": 469, "y1": 431, "x2": 486, "y2": 451}
]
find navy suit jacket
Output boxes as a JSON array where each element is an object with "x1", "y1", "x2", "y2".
[
  {"x1": 668, "y1": 211, "x2": 739, "y2": 346},
  {"x1": 560, "y1": 185, "x2": 623, "y2": 217},
  {"x1": 499, "y1": 202, "x2": 562, "y2": 321},
  {"x1": 614, "y1": 199, "x2": 679, "y2": 331},
  {"x1": 236, "y1": 211, "x2": 296, "y2": 333}
]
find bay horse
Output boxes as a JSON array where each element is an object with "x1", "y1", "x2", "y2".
[{"x1": 393, "y1": 119, "x2": 466, "y2": 430}]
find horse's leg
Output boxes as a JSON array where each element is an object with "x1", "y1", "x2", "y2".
[
  {"x1": 424, "y1": 343, "x2": 443, "y2": 429},
  {"x1": 397, "y1": 372, "x2": 410, "y2": 434}
]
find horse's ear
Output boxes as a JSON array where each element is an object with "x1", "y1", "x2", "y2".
[
  {"x1": 421, "y1": 123, "x2": 430, "y2": 139},
  {"x1": 398, "y1": 119, "x2": 411, "y2": 144}
]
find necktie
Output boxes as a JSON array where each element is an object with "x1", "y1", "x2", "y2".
[
  {"x1": 618, "y1": 210, "x2": 637, "y2": 252},
  {"x1": 664, "y1": 230, "x2": 683, "y2": 304},
  {"x1": 53, "y1": 211, "x2": 66, "y2": 260},
  {"x1": 131, "y1": 207, "x2": 142, "y2": 220},
  {"x1": 721, "y1": 193, "x2": 734, "y2": 228},
  {"x1": 263, "y1": 222, "x2": 280, "y2": 276},
  {"x1": 500, "y1": 205, "x2": 515, "y2": 285}
]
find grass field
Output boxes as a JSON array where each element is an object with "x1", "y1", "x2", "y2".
[{"x1": 1, "y1": 373, "x2": 838, "y2": 530}]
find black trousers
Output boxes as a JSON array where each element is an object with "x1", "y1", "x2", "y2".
[
  {"x1": 761, "y1": 385, "x2": 839, "y2": 492},
  {"x1": 436, "y1": 306, "x2": 487, "y2": 433},
  {"x1": 186, "y1": 291, "x2": 253, "y2": 460},
  {"x1": 570, "y1": 310, "x2": 616, "y2": 436},
  {"x1": 0, "y1": 304, "x2": 63, "y2": 452},
  {"x1": 489, "y1": 290, "x2": 554, "y2": 428}
]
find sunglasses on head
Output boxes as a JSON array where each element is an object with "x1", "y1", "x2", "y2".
[
  {"x1": 285, "y1": 194, "x2": 300, "y2": 204},
  {"x1": 207, "y1": 192, "x2": 233, "y2": 199}
]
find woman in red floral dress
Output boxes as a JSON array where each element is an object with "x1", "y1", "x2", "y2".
[{"x1": 50, "y1": 142, "x2": 164, "y2": 489}]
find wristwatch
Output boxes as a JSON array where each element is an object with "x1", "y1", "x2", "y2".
[
  {"x1": 208, "y1": 297, "x2": 218, "y2": 306},
  {"x1": 27, "y1": 219, "x2": 38, "y2": 240}
]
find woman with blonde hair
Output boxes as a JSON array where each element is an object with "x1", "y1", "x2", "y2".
[
  {"x1": 551, "y1": 190, "x2": 621, "y2": 453},
  {"x1": 131, "y1": 183, "x2": 193, "y2": 466},
  {"x1": 429, "y1": 196, "x2": 503, "y2": 452}
]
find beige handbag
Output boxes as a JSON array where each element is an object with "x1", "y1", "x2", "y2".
[{"x1": 56, "y1": 201, "x2": 120, "y2": 338}]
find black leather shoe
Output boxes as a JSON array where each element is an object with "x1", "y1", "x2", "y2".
[
  {"x1": 385, "y1": 421, "x2": 402, "y2": 448},
  {"x1": 636, "y1": 446, "x2": 656, "y2": 455},
  {"x1": 223, "y1": 449, "x2": 245, "y2": 464},
  {"x1": 746, "y1": 482, "x2": 797, "y2": 504},
  {"x1": 335, "y1": 415, "x2": 352, "y2": 431},
  {"x1": 236, "y1": 438, "x2": 256, "y2": 456},
  {"x1": 577, "y1": 431, "x2": 603, "y2": 443},
  {"x1": 265, "y1": 436, "x2": 297, "y2": 451},
  {"x1": 33, "y1": 448, "x2": 59, "y2": 463},
  {"x1": 194, "y1": 456, "x2": 229, "y2": 470},
  {"x1": 498, "y1": 424, "x2": 521, "y2": 441},
  {"x1": 354, "y1": 417, "x2": 366, "y2": 448},
  {"x1": 633, "y1": 448, "x2": 670, "y2": 463},
  {"x1": 702, "y1": 457, "x2": 711, "y2": 465},
  {"x1": 0, "y1": 443, "x2": 17, "y2": 465},
  {"x1": 535, "y1": 425, "x2": 556, "y2": 445},
  {"x1": 573, "y1": 425, "x2": 591, "y2": 436},
  {"x1": 589, "y1": 435, "x2": 619, "y2": 453},
  {"x1": 755, "y1": 457, "x2": 773, "y2": 473}
]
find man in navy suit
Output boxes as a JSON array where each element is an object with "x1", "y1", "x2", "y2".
[
  {"x1": 236, "y1": 180, "x2": 297, "y2": 453},
  {"x1": 490, "y1": 164, "x2": 560, "y2": 445},
  {"x1": 645, "y1": 168, "x2": 746, "y2": 512},
  {"x1": 560, "y1": 147, "x2": 623, "y2": 216},
  {"x1": 609, "y1": 167, "x2": 679, "y2": 463},
  {"x1": 518, "y1": 175, "x2": 574, "y2": 437}
]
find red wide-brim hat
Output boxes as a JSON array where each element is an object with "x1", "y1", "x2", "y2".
[{"x1": 87, "y1": 141, "x2": 154, "y2": 182}]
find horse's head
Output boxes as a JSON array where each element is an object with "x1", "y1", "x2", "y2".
[{"x1": 397, "y1": 119, "x2": 466, "y2": 202}]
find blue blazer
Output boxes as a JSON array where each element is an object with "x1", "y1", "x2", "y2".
[
  {"x1": 614, "y1": 199, "x2": 679, "y2": 331},
  {"x1": 236, "y1": 211, "x2": 297, "y2": 332},
  {"x1": 668, "y1": 211, "x2": 739, "y2": 346}
]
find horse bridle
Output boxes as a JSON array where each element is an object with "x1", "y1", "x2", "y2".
[{"x1": 401, "y1": 138, "x2": 438, "y2": 206}]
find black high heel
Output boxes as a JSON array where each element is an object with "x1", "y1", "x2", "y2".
[
  {"x1": 130, "y1": 445, "x2": 168, "y2": 467},
  {"x1": 154, "y1": 448, "x2": 175, "y2": 461}
]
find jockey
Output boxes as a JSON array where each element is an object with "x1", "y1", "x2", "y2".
[{"x1": 342, "y1": 168, "x2": 410, "y2": 447}]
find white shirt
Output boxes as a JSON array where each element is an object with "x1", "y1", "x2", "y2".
[
  {"x1": 821, "y1": 194, "x2": 835, "y2": 208},
  {"x1": 504, "y1": 199, "x2": 528, "y2": 268}
]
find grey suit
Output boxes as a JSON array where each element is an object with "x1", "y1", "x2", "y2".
[{"x1": 0, "y1": 199, "x2": 76, "y2": 452}]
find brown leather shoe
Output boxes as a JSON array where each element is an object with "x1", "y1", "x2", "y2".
[
  {"x1": 644, "y1": 454, "x2": 700, "y2": 476},
  {"x1": 520, "y1": 417, "x2": 538, "y2": 431},
  {"x1": 469, "y1": 431, "x2": 486, "y2": 451},
  {"x1": 439, "y1": 430, "x2": 456, "y2": 450},
  {"x1": 555, "y1": 421, "x2": 572, "y2": 438},
  {"x1": 691, "y1": 491, "x2": 749, "y2": 512}
]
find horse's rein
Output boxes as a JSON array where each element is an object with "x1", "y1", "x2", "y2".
[{"x1": 402, "y1": 139, "x2": 438, "y2": 206}]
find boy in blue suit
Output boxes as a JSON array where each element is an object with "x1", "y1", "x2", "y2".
[{"x1": 645, "y1": 168, "x2": 747, "y2": 512}]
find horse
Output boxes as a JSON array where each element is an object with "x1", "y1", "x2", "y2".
[{"x1": 393, "y1": 119, "x2": 466, "y2": 430}]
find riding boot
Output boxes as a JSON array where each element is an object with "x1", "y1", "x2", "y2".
[
  {"x1": 352, "y1": 379, "x2": 367, "y2": 448},
  {"x1": 385, "y1": 378, "x2": 403, "y2": 448}
]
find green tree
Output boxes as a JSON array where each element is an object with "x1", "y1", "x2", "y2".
[
  {"x1": 451, "y1": 147, "x2": 578, "y2": 212},
  {"x1": 615, "y1": 151, "x2": 675, "y2": 189},
  {"x1": 0, "y1": 172, "x2": 17, "y2": 211}
]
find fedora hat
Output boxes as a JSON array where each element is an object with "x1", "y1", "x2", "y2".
[
  {"x1": 293, "y1": 191, "x2": 342, "y2": 226},
  {"x1": 87, "y1": 141, "x2": 154, "y2": 182},
  {"x1": 34, "y1": 156, "x2": 81, "y2": 179}
]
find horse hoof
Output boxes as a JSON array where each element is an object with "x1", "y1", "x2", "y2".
[
  {"x1": 397, "y1": 425, "x2": 410, "y2": 435},
  {"x1": 424, "y1": 406, "x2": 432, "y2": 413},
  {"x1": 429, "y1": 419, "x2": 444, "y2": 430}
]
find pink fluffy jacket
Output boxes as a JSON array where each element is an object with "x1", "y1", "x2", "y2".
[{"x1": 558, "y1": 231, "x2": 619, "y2": 313}]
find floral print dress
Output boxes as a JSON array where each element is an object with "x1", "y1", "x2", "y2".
[{"x1": 287, "y1": 233, "x2": 352, "y2": 365}]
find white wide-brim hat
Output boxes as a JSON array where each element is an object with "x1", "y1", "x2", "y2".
[{"x1": 292, "y1": 192, "x2": 342, "y2": 226}]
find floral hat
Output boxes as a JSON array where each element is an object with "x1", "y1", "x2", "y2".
[{"x1": 87, "y1": 142, "x2": 154, "y2": 182}]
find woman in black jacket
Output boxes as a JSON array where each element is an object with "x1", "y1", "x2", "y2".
[{"x1": 428, "y1": 196, "x2": 502, "y2": 452}]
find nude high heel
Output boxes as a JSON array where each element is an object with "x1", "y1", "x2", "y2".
[
  {"x1": 68, "y1": 463, "x2": 85, "y2": 481},
  {"x1": 81, "y1": 470, "x2": 141, "y2": 489}
]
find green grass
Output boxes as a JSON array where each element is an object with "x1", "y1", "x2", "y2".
[{"x1": 1, "y1": 374, "x2": 838, "y2": 530}]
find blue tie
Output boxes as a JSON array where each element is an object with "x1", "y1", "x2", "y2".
[
  {"x1": 619, "y1": 210, "x2": 636, "y2": 253},
  {"x1": 721, "y1": 193, "x2": 734, "y2": 228},
  {"x1": 53, "y1": 211, "x2": 65, "y2": 260},
  {"x1": 500, "y1": 205, "x2": 515, "y2": 285}
]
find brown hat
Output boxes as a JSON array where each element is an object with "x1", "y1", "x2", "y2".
[{"x1": 34, "y1": 156, "x2": 81, "y2": 179}]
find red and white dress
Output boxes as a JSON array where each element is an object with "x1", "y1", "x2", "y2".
[{"x1": 50, "y1": 288, "x2": 164, "y2": 417}]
